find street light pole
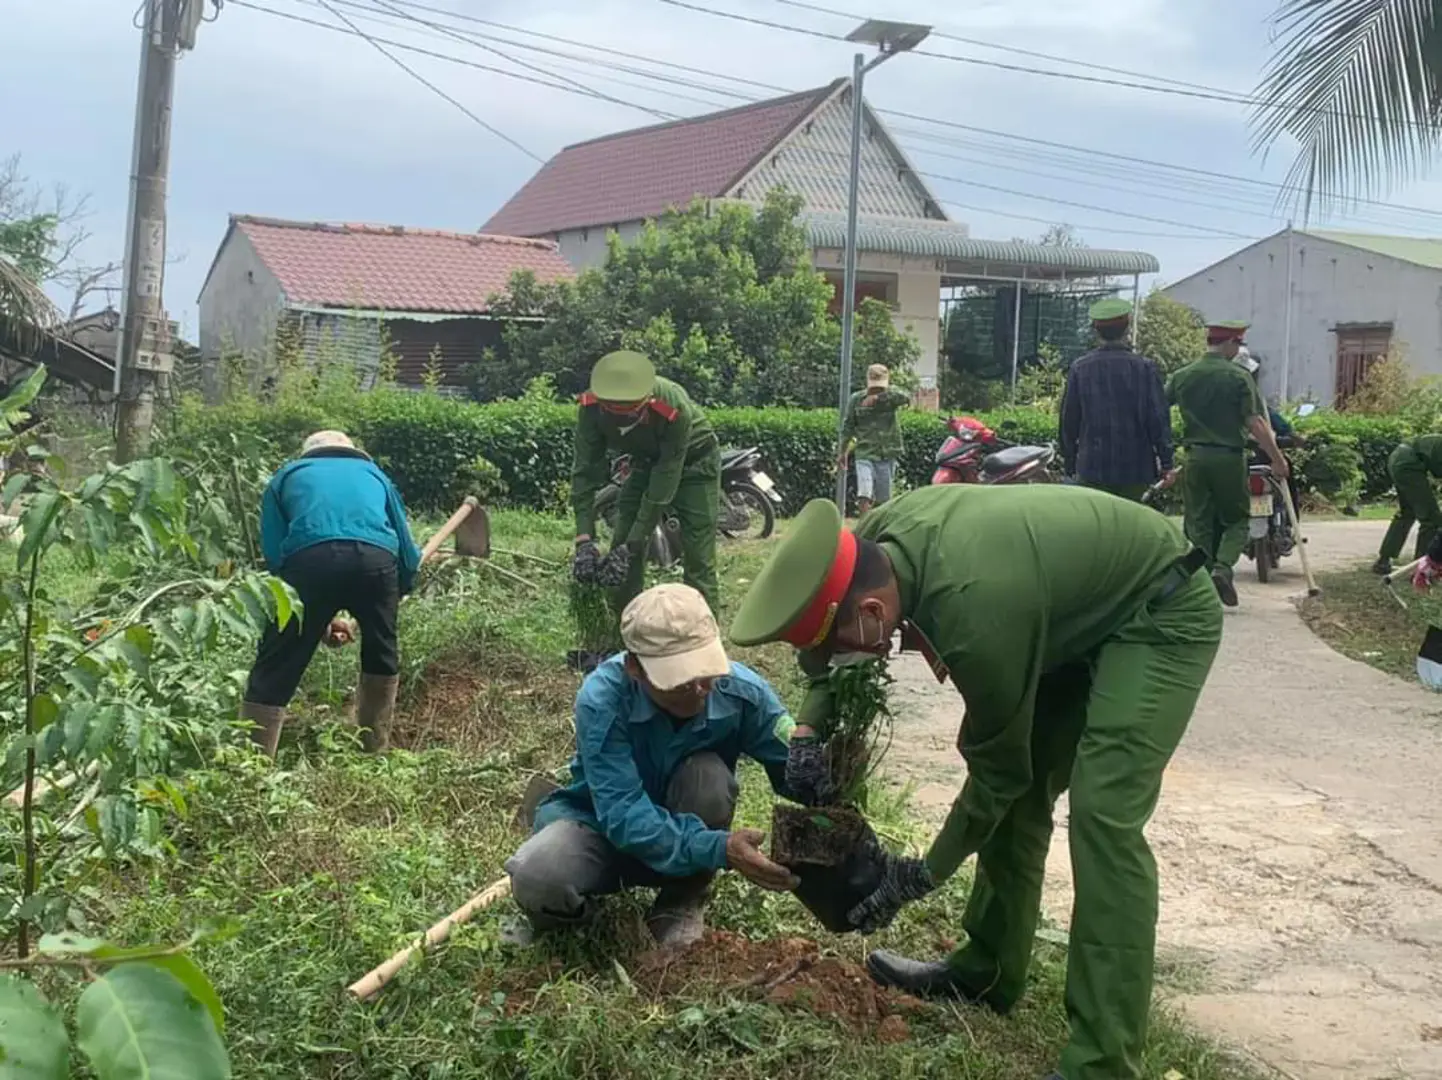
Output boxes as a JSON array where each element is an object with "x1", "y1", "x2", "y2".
[
  {"x1": 833, "y1": 51, "x2": 868, "y2": 509},
  {"x1": 832, "y1": 19, "x2": 931, "y2": 512}
]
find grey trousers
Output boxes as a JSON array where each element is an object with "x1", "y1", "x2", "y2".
[{"x1": 505, "y1": 751, "x2": 738, "y2": 930}]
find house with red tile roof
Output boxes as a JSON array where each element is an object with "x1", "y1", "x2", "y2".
[
  {"x1": 482, "y1": 81, "x2": 1158, "y2": 402},
  {"x1": 197, "y1": 215, "x2": 573, "y2": 393}
]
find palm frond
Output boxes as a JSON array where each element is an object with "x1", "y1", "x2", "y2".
[
  {"x1": 0, "y1": 255, "x2": 62, "y2": 356},
  {"x1": 1251, "y1": 0, "x2": 1442, "y2": 217}
]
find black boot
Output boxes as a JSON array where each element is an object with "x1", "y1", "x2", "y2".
[
  {"x1": 865, "y1": 950, "x2": 1011, "y2": 1012},
  {"x1": 1210, "y1": 568, "x2": 1238, "y2": 607},
  {"x1": 1373, "y1": 556, "x2": 1393, "y2": 576}
]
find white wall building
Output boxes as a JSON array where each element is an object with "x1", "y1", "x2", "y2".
[
  {"x1": 484, "y1": 81, "x2": 1157, "y2": 406},
  {"x1": 1165, "y1": 230, "x2": 1442, "y2": 406}
]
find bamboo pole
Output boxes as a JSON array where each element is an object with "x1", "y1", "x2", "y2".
[
  {"x1": 5, "y1": 760, "x2": 99, "y2": 809},
  {"x1": 347, "y1": 875, "x2": 512, "y2": 1000}
]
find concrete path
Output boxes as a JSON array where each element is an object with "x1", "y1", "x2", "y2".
[{"x1": 880, "y1": 520, "x2": 1442, "y2": 1080}]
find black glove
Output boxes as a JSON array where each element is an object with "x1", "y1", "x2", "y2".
[
  {"x1": 572, "y1": 540, "x2": 602, "y2": 584},
  {"x1": 847, "y1": 852, "x2": 936, "y2": 933},
  {"x1": 594, "y1": 543, "x2": 633, "y2": 587},
  {"x1": 784, "y1": 736, "x2": 837, "y2": 807}
]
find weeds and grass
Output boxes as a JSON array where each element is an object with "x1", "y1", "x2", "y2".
[
  {"x1": 1300, "y1": 566, "x2": 1442, "y2": 681},
  {"x1": 33, "y1": 510, "x2": 1259, "y2": 1079}
]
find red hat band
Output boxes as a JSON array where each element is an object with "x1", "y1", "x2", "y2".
[
  {"x1": 1207, "y1": 327, "x2": 1246, "y2": 345},
  {"x1": 784, "y1": 529, "x2": 858, "y2": 648}
]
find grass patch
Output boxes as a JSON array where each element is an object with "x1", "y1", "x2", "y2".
[
  {"x1": 1300, "y1": 566, "x2": 1442, "y2": 680},
  {"x1": 60, "y1": 510, "x2": 1257, "y2": 1079}
]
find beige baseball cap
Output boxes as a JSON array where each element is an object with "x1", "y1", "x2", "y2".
[
  {"x1": 301, "y1": 430, "x2": 355, "y2": 455},
  {"x1": 620, "y1": 584, "x2": 730, "y2": 690},
  {"x1": 866, "y1": 364, "x2": 890, "y2": 389}
]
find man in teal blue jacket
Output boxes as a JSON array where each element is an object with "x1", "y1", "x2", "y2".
[
  {"x1": 242, "y1": 430, "x2": 421, "y2": 756},
  {"x1": 506, "y1": 583, "x2": 799, "y2": 948}
]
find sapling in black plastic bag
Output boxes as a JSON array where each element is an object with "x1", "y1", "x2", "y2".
[{"x1": 771, "y1": 658, "x2": 894, "y2": 932}]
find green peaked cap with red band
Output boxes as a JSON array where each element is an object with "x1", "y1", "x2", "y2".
[{"x1": 730, "y1": 498, "x2": 858, "y2": 648}]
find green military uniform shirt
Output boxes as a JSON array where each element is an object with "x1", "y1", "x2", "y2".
[
  {"x1": 1403, "y1": 434, "x2": 1442, "y2": 475},
  {"x1": 571, "y1": 376, "x2": 717, "y2": 546},
  {"x1": 1165, "y1": 353, "x2": 1263, "y2": 448},
  {"x1": 841, "y1": 388, "x2": 909, "y2": 460},
  {"x1": 798, "y1": 485, "x2": 1189, "y2": 879}
]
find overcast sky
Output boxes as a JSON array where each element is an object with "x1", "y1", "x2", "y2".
[{"x1": 9, "y1": 0, "x2": 1442, "y2": 337}]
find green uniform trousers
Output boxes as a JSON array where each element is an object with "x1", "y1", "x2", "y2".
[
  {"x1": 945, "y1": 570, "x2": 1221, "y2": 1080},
  {"x1": 1082, "y1": 481, "x2": 1150, "y2": 502},
  {"x1": 1180, "y1": 448, "x2": 1248, "y2": 579},
  {"x1": 612, "y1": 455, "x2": 721, "y2": 615},
  {"x1": 1379, "y1": 445, "x2": 1442, "y2": 561}
]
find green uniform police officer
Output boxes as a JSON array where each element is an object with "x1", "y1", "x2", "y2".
[
  {"x1": 1166, "y1": 321, "x2": 1288, "y2": 607},
  {"x1": 570, "y1": 351, "x2": 722, "y2": 614},
  {"x1": 731, "y1": 485, "x2": 1222, "y2": 1080},
  {"x1": 1373, "y1": 434, "x2": 1442, "y2": 576}
]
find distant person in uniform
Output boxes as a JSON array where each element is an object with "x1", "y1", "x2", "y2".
[
  {"x1": 1167, "y1": 321, "x2": 1288, "y2": 607},
  {"x1": 839, "y1": 364, "x2": 909, "y2": 515},
  {"x1": 570, "y1": 351, "x2": 722, "y2": 614},
  {"x1": 1374, "y1": 434, "x2": 1442, "y2": 576},
  {"x1": 1059, "y1": 298, "x2": 1175, "y2": 501}
]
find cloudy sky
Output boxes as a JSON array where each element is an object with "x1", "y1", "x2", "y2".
[{"x1": 9, "y1": 0, "x2": 1442, "y2": 335}]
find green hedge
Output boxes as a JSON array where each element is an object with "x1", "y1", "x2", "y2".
[{"x1": 164, "y1": 390, "x2": 1407, "y2": 516}]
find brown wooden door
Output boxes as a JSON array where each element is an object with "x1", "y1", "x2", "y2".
[{"x1": 1334, "y1": 324, "x2": 1392, "y2": 405}]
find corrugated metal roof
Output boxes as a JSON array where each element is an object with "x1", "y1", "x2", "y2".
[
  {"x1": 803, "y1": 212, "x2": 1160, "y2": 275},
  {"x1": 1306, "y1": 230, "x2": 1442, "y2": 271}
]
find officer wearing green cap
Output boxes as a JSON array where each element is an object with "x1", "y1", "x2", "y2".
[
  {"x1": 731, "y1": 485, "x2": 1221, "y2": 1080},
  {"x1": 1166, "y1": 321, "x2": 1288, "y2": 607},
  {"x1": 571, "y1": 351, "x2": 722, "y2": 614},
  {"x1": 1059, "y1": 298, "x2": 1175, "y2": 501}
]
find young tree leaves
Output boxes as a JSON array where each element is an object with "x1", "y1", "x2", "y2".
[
  {"x1": 0, "y1": 974, "x2": 69, "y2": 1080},
  {"x1": 75, "y1": 963, "x2": 231, "y2": 1080}
]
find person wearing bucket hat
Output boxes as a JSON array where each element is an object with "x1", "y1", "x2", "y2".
[
  {"x1": 239, "y1": 430, "x2": 421, "y2": 757},
  {"x1": 571, "y1": 350, "x2": 722, "y2": 614},
  {"x1": 730, "y1": 485, "x2": 1221, "y2": 1080},
  {"x1": 1167, "y1": 321, "x2": 1288, "y2": 607},
  {"x1": 1058, "y1": 298, "x2": 1175, "y2": 501},
  {"x1": 839, "y1": 364, "x2": 910, "y2": 515},
  {"x1": 506, "y1": 584, "x2": 799, "y2": 948}
]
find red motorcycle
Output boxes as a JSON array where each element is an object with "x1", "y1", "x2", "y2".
[{"x1": 931, "y1": 415, "x2": 1058, "y2": 486}]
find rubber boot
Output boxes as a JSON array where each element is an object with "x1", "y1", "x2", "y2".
[
  {"x1": 646, "y1": 877, "x2": 711, "y2": 949},
  {"x1": 356, "y1": 672, "x2": 399, "y2": 753},
  {"x1": 240, "y1": 701, "x2": 285, "y2": 758}
]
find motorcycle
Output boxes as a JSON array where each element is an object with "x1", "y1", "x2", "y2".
[
  {"x1": 1245, "y1": 432, "x2": 1308, "y2": 583},
  {"x1": 931, "y1": 415, "x2": 1059, "y2": 486},
  {"x1": 594, "y1": 447, "x2": 783, "y2": 570}
]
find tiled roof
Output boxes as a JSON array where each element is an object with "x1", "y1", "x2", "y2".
[
  {"x1": 481, "y1": 83, "x2": 839, "y2": 237},
  {"x1": 229, "y1": 215, "x2": 574, "y2": 313}
]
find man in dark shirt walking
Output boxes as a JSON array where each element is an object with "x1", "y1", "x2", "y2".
[{"x1": 1059, "y1": 299, "x2": 1176, "y2": 501}]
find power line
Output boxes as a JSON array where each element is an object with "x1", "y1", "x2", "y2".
[
  {"x1": 231, "y1": 0, "x2": 1442, "y2": 240},
  {"x1": 313, "y1": 0, "x2": 1442, "y2": 221},
  {"x1": 351, "y1": 0, "x2": 676, "y2": 119},
  {"x1": 933, "y1": 200, "x2": 1242, "y2": 241},
  {"x1": 764, "y1": 0, "x2": 1251, "y2": 97},
  {"x1": 300, "y1": 0, "x2": 543, "y2": 160},
  {"x1": 654, "y1": 0, "x2": 1442, "y2": 134}
]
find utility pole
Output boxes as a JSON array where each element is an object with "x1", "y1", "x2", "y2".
[{"x1": 115, "y1": 0, "x2": 202, "y2": 462}]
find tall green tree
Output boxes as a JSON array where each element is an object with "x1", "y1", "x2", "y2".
[
  {"x1": 470, "y1": 189, "x2": 919, "y2": 407},
  {"x1": 1252, "y1": 0, "x2": 1442, "y2": 214},
  {"x1": 1136, "y1": 288, "x2": 1206, "y2": 375}
]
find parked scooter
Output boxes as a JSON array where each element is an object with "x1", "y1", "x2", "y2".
[
  {"x1": 593, "y1": 447, "x2": 784, "y2": 569},
  {"x1": 931, "y1": 415, "x2": 1059, "y2": 486}
]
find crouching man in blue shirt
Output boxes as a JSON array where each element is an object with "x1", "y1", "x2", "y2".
[
  {"x1": 507, "y1": 583, "x2": 800, "y2": 948},
  {"x1": 241, "y1": 430, "x2": 421, "y2": 757}
]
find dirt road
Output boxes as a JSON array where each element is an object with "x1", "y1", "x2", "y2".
[{"x1": 880, "y1": 520, "x2": 1442, "y2": 1080}]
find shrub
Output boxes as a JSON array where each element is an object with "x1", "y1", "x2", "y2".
[{"x1": 166, "y1": 387, "x2": 1417, "y2": 516}]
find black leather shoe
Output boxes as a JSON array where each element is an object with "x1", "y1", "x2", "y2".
[{"x1": 865, "y1": 949, "x2": 1011, "y2": 1013}]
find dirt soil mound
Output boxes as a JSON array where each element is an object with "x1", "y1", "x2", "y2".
[{"x1": 632, "y1": 930, "x2": 921, "y2": 1040}]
